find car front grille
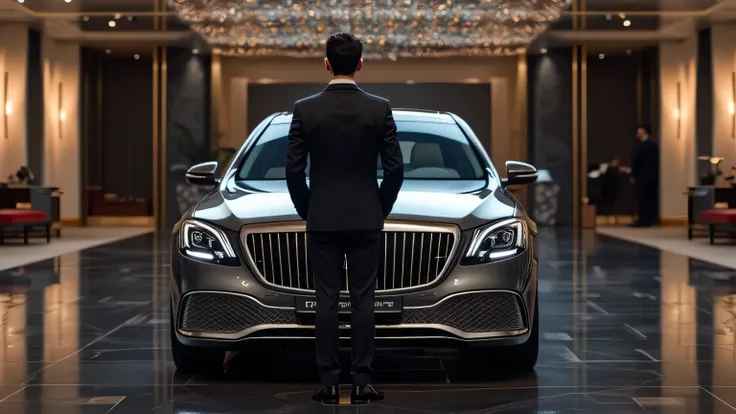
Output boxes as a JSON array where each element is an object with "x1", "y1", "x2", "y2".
[
  {"x1": 402, "y1": 291, "x2": 526, "y2": 333},
  {"x1": 180, "y1": 292, "x2": 296, "y2": 333},
  {"x1": 241, "y1": 222, "x2": 459, "y2": 293}
]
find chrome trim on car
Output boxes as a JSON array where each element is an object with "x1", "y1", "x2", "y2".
[
  {"x1": 239, "y1": 220, "x2": 461, "y2": 294},
  {"x1": 175, "y1": 289, "x2": 529, "y2": 341},
  {"x1": 178, "y1": 323, "x2": 528, "y2": 341}
]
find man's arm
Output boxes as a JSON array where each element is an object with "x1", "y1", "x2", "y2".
[
  {"x1": 378, "y1": 103, "x2": 404, "y2": 217},
  {"x1": 286, "y1": 103, "x2": 310, "y2": 219}
]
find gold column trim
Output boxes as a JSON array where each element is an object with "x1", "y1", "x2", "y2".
[
  {"x1": 571, "y1": 0, "x2": 579, "y2": 228},
  {"x1": 161, "y1": 49, "x2": 168, "y2": 229},
  {"x1": 581, "y1": 45, "x2": 588, "y2": 202},
  {"x1": 153, "y1": 47, "x2": 160, "y2": 228},
  {"x1": 211, "y1": 53, "x2": 222, "y2": 153},
  {"x1": 636, "y1": 57, "x2": 643, "y2": 124}
]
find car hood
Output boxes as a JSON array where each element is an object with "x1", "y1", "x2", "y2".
[{"x1": 191, "y1": 178, "x2": 517, "y2": 232}]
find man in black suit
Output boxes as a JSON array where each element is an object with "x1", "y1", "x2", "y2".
[
  {"x1": 286, "y1": 32, "x2": 404, "y2": 405},
  {"x1": 630, "y1": 124, "x2": 659, "y2": 227}
]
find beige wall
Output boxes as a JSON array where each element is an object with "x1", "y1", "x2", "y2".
[
  {"x1": 42, "y1": 36, "x2": 81, "y2": 220},
  {"x1": 218, "y1": 56, "x2": 527, "y2": 169},
  {"x1": 0, "y1": 22, "x2": 28, "y2": 178},
  {"x1": 659, "y1": 36, "x2": 697, "y2": 219},
  {"x1": 711, "y1": 24, "x2": 736, "y2": 172}
]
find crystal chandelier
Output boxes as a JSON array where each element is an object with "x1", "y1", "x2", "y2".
[{"x1": 172, "y1": 0, "x2": 571, "y2": 59}]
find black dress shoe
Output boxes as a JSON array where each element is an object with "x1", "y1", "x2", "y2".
[
  {"x1": 351, "y1": 384, "x2": 384, "y2": 405},
  {"x1": 312, "y1": 384, "x2": 340, "y2": 405}
]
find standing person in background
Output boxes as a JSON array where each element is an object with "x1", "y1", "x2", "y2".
[{"x1": 630, "y1": 125, "x2": 659, "y2": 227}]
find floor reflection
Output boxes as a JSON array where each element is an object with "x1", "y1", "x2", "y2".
[{"x1": 0, "y1": 229, "x2": 735, "y2": 412}]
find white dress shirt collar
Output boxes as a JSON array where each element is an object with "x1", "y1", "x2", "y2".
[{"x1": 328, "y1": 78, "x2": 357, "y2": 85}]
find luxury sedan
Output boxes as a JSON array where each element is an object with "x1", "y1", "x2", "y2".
[{"x1": 170, "y1": 109, "x2": 539, "y2": 374}]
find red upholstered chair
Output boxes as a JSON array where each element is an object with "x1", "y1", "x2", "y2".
[
  {"x1": 698, "y1": 209, "x2": 736, "y2": 244},
  {"x1": 0, "y1": 209, "x2": 50, "y2": 244}
]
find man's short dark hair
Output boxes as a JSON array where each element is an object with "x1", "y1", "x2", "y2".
[
  {"x1": 326, "y1": 33, "x2": 362, "y2": 76},
  {"x1": 637, "y1": 124, "x2": 650, "y2": 134}
]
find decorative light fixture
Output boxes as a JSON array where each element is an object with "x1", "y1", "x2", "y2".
[
  {"x1": 108, "y1": 20, "x2": 116, "y2": 27},
  {"x1": 171, "y1": 0, "x2": 572, "y2": 59},
  {"x1": 58, "y1": 82, "x2": 64, "y2": 140},
  {"x1": 623, "y1": 19, "x2": 631, "y2": 27},
  {"x1": 3, "y1": 72, "x2": 8, "y2": 139},
  {"x1": 731, "y1": 71, "x2": 735, "y2": 138},
  {"x1": 674, "y1": 81, "x2": 681, "y2": 139}
]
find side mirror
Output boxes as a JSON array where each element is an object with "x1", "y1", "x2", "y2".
[
  {"x1": 186, "y1": 161, "x2": 219, "y2": 186},
  {"x1": 502, "y1": 161, "x2": 538, "y2": 187}
]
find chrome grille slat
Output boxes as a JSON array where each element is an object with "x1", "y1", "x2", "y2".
[{"x1": 242, "y1": 223, "x2": 458, "y2": 293}]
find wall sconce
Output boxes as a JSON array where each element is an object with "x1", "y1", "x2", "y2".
[
  {"x1": 674, "y1": 81, "x2": 681, "y2": 139},
  {"x1": 58, "y1": 82, "x2": 64, "y2": 139},
  {"x1": 2, "y1": 72, "x2": 8, "y2": 139},
  {"x1": 731, "y1": 72, "x2": 735, "y2": 138}
]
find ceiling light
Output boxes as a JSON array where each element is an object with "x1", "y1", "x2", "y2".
[
  {"x1": 619, "y1": 13, "x2": 626, "y2": 19},
  {"x1": 623, "y1": 20, "x2": 631, "y2": 27},
  {"x1": 626, "y1": 49, "x2": 632, "y2": 55},
  {"x1": 82, "y1": 16, "x2": 89, "y2": 22},
  {"x1": 126, "y1": 16, "x2": 135, "y2": 22},
  {"x1": 134, "y1": 54, "x2": 140, "y2": 60},
  {"x1": 17, "y1": 0, "x2": 24, "y2": 3},
  {"x1": 114, "y1": 13, "x2": 121, "y2": 19},
  {"x1": 192, "y1": 48, "x2": 200, "y2": 55},
  {"x1": 599, "y1": 53, "x2": 605, "y2": 59},
  {"x1": 105, "y1": 49, "x2": 111, "y2": 54},
  {"x1": 108, "y1": 20, "x2": 116, "y2": 27},
  {"x1": 65, "y1": 0, "x2": 72, "y2": 3},
  {"x1": 605, "y1": 14, "x2": 612, "y2": 20},
  {"x1": 540, "y1": 48, "x2": 548, "y2": 54}
]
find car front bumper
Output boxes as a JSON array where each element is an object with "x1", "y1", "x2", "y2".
[{"x1": 170, "y1": 237, "x2": 537, "y2": 350}]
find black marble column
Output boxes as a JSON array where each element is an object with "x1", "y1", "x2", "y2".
[
  {"x1": 26, "y1": 29, "x2": 43, "y2": 180},
  {"x1": 527, "y1": 48, "x2": 574, "y2": 226},
  {"x1": 165, "y1": 48, "x2": 211, "y2": 230},
  {"x1": 696, "y1": 28, "x2": 713, "y2": 180}
]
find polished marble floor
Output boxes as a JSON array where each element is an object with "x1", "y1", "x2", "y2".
[{"x1": 1, "y1": 229, "x2": 736, "y2": 413}]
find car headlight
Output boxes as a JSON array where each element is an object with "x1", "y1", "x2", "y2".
[
  {"x1": 462, "y1": 218, "x2": 527, "y2": 265},
  {"x1": 180, "y1": 219, "x2": 239, "y2": 266}
]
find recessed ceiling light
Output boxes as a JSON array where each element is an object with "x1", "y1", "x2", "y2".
[
  {"x1": 114, "y1": 13, "x2": 121, "y2": 19},
  {"x1": 17, "y1": 0, "x2": 24, "y2": 3},
  {"x1": 192, "y1": 48, "x2": 200, "y2": 55},
  {"x1": 605, "y1": 14, "x2": 612, "y2": 20},
  {"x1": 599, "y1": 53, "x2": 605, "y2": 60},
  {"x1": 626, "y1": 49, "x2": 632, "y2": 55},
  {"x1": 108, "y1": 20, "x2": 116, "y2": 27},
  {"x1": 126, "y1": 16, "x2": 135, "y2": 22},
  {"x1": 623, "y1": 19, "x2": 631, "y2": 27},
  {"x1": 82, "y1": 16, "x2": 89, "y2": 22},
  {"x1": 134, "y1": 54, "x2": 140, "y2": 60},
  {"x1": 540, "y1": 48, "x2": 548, "y2": 54},
  {"x1": 64, "y1": 0, "x2": 72, "y2": 3},
  {"x1": 105, "y1": 49, "x2": 111, "y2": 54}
]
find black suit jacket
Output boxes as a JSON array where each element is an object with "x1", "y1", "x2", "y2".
[
  {"x1": 631, "y1": 138, "x2": 659, "y2": 182},
  {"x1": 286, "y1": 83, "x2": 404, "y2": 232}
]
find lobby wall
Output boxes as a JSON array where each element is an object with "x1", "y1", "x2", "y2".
[
  {"x1": 711, "y1": 23, "x2": 736, "y2": 173},
  {"x1": 42, "y1": 36, "x2": 81, "y2": 220},
  {"x1": 659, "y1": 36, "x2": 697, "y2": 219},
  {"x1": 0, "y1": 22, "x2": 29, "y2": 178}
]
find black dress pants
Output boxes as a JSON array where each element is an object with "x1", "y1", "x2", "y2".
[
  {"x1": 308, "y1": 230, "x2": 381, "y2": 387},
  {"x1": 635, "y1": 177, "x2": 658, "y2": 225}
]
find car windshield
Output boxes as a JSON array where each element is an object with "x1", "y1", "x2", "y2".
[{"x1": 236, "y1": 120, "x2": 486, "y2": 180}]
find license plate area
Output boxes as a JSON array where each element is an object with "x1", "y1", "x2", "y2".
[{"x1": 295, "y1": 296, "x2": 403, "y2": 325}]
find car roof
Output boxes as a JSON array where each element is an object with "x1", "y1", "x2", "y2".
[{"x1": 270, "y1": 109, "x2": 457, "y2": 125}]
